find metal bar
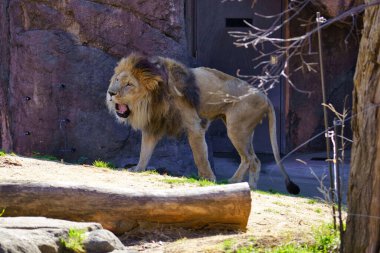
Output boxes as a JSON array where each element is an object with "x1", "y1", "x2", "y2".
[
  {"x1": 316, "y1": 12, "x2": 336, "y2": 229},
  {"x1": 334, "y1": 118, "x2": 344, "y2": 253},
  {"x1": 283, "y1": 0, "x2": 290, "y2": 153}
]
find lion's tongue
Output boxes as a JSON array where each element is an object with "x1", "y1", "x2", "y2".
[{"x1": 117, "y1": 104, "x2": 128, "y2": 114}]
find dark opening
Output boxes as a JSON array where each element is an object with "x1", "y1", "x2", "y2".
[{"x1": 225, "y1": 18, "x2": 253, "y2": 28}]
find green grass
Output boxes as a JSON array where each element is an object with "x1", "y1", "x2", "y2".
[
  {"x1": 223, "y1": 238, "x2": 256, "y2": 253},
  {"x1": 162, "y1": 176, "x2": 218, "y2": 187},
  {"x1": 32, "y1": 152, "x2": 59, "y2": 161},
  {"x1": 223, "y1": 239, "x2": 236, "y2": 252},
  {"x1": 141, "y1": 169, "x2": 160, "y2": 175},
  {"x1": 255, "y1": 189, "x2": 286, "y2": 196},
  {"x1": 310, "y1": 223, "x2": 340, "y2": 253},
  {"x1": 307, "y1": 199, "x2": 317, "y2": 204},
  {"x1": 60, "y1": 228, "x2": 86, "y2": 253},
  {"x1": 273, "y1": 201, "x2": 290, "y2": 207},
  {"x1": 0, "y1": 209, "x2": 5, "y2": 217},
  {"x1": 92, "y1": 160, "x2": 115, "y2": 169},
  {"x1": 267, "y1": 243, "x2": 311, "y2": 253},
  {"x1": 0, "y1": 150, "x2": 20, "y2": 157},
  {"x1": 220, "y1": 223, "x2": 340, "y2": 253},
  {"x1": 314, "y1": 208, "x2": 322, "y2": 214}
]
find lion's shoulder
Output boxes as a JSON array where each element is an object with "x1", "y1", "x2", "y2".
[{"x1": 161, "y1": 58, "x2": 200, "y2": 109}]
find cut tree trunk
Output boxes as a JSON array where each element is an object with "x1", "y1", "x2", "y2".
[
  {"x1": 0, "y1": 0, "x2": 13, "y2": 152},
  {"x1": 0, "y1": 182, "x2": 251, "y2": 235},
  {"x1": 344, "y1": 2, "x2": 380, "y2": 253}
]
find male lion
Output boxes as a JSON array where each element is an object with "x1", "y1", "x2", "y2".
[{"x1": 107, "y1": 53, "x2": 300, "y2": 195}]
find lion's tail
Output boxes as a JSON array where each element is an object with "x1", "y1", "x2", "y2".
[{"x1": 267, "y1": 100, "x2": 300, "y2": 195}]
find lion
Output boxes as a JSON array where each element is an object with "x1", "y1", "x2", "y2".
[{"x1": 107, "y1": 53, "x2": 300, "y2": 194}]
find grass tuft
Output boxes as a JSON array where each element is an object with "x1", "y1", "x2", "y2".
[
  {"x1": 141, "y1": 169, "x2": 160, "y2": 175},
  {"x1": 223, "y1": 239, "x2": 235, "y2": 252},
  {"x1": 60, "y1": 228, "x2": 86, "y2": 253},
  {"x1": 0, "y1": 150, "x2": 6, "y2": 157},
  {"x1": 92, "y1": 160, "x2": 115, "y2": 169},
  {"x1": 162, "y1": 176, "x2": 217, "y2": 187}
]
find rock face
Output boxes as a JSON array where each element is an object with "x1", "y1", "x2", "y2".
[
  {"x1": 0, "y1": 217, "x2": 127, "y2": 253},
  {"x1": 0, "y1": 0, "x2": 196, "y2": 174}
]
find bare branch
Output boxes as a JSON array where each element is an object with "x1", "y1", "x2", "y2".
[{"x1": 225, "y1": 0, "x2": 380, "y2": 93}]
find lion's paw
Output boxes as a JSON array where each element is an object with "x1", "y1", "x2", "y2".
[
  {"x1": 199, "y1": 173, "x2": 216, "y2": 182},
  {"x1": 128, "y1": 165, "x2": 145, "y2": 172},
  {"x1": 228, "y1": 177, "x2": 243, "y2": 184},
  {"x1": 205, "y1": 176, "x2": 216, "y2": 182}
]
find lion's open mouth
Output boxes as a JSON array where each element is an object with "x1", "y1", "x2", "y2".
[{"x1": 115, "y1": 103, "x2": 130, "y2": 118}]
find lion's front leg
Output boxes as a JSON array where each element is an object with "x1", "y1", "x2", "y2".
[
  {"x1": 187, "y1": 130, "x2": 216, "y2": 181},
  {"x1": 129, "y1": 132, "x2": 160, "y2": 172}
]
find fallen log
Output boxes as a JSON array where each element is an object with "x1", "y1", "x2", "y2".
[{"x1": 0, "y1": 182, "x2": 251, "y2": 234}]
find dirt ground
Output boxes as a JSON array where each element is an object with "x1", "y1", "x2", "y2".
[{"x1": 0, "y1": 155, "x2": 334, "y2": 252}]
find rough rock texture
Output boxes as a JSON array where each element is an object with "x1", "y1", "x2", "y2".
[
  {"x1": 0, "y1": 217, "x2": 127, "y2": 253},
  {"x1": 0, "y1": 0, "x2": 196, "y2": 174},
  {"x1": 84, "y1": 229, "x2": 126, "y2": 253}
]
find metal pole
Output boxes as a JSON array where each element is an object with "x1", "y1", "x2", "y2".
[
  {"x1": 316, "y1": 12, "x2": 336, "y2": 229},
  {"x1": 334, "y1": 118, "x2": 344, "y2": 253}
]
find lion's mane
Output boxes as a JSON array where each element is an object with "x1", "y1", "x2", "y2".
[{"x1": 108, "y1": 54, "x2": 199, "y2": 137}]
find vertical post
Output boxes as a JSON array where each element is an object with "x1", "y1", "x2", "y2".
[
  {"x1": 284, "y1": 0, "x2": 290, "y2": 153},
  {"x1": 316, "y1": 12, "x2": 336, "y2": 229},
  {"x1": 334, "y1": 118, "x2": 344, "y2": 253}
]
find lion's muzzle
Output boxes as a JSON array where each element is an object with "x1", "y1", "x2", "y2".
[{"x1": 115, "y1": 103, "x2": 130, "y2": 118}]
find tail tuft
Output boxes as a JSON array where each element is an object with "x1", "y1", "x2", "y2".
[{"x1": 286, "y1": 180, "x2": 300, "y2": 195}]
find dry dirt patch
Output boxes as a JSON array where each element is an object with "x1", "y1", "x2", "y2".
[{"x1": 0, "y1": 155, "x2": 333, "y2": 252}]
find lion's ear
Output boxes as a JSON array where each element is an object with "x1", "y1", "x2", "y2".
[{"x1": 132, "y1": 57, "x2": 164, "y2": 92}]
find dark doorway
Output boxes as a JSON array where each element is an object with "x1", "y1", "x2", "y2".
[{"x1": 187, "y1": 0, "x2": 285, "y2": 154}]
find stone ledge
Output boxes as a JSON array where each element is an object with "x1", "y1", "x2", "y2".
[{"x1": 0, "y1": 217, "x2": 128, "y2": 253}]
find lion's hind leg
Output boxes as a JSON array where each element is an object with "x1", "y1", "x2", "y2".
[
  {"x1": 227, "y1": 127, "x2": 258, "y2": 187},
  {"x1": 248, "y1": 145, "x2": 261, "y2": 189}
]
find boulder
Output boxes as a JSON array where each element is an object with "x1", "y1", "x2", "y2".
[
  {"x1": 84, "y1": 229, "x2": 126, "y2": 253},
  {"x1": 0, "y1": 217, "x2": 127, "y2": 253}
]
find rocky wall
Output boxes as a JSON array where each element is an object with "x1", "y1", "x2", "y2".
[{"x1": 0, "y1": 0, "x2": 197, "y2": 175}]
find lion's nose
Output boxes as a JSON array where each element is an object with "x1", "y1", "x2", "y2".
[{"x1": 108, "y1": 91, "x2": 117, "y2": 97}]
